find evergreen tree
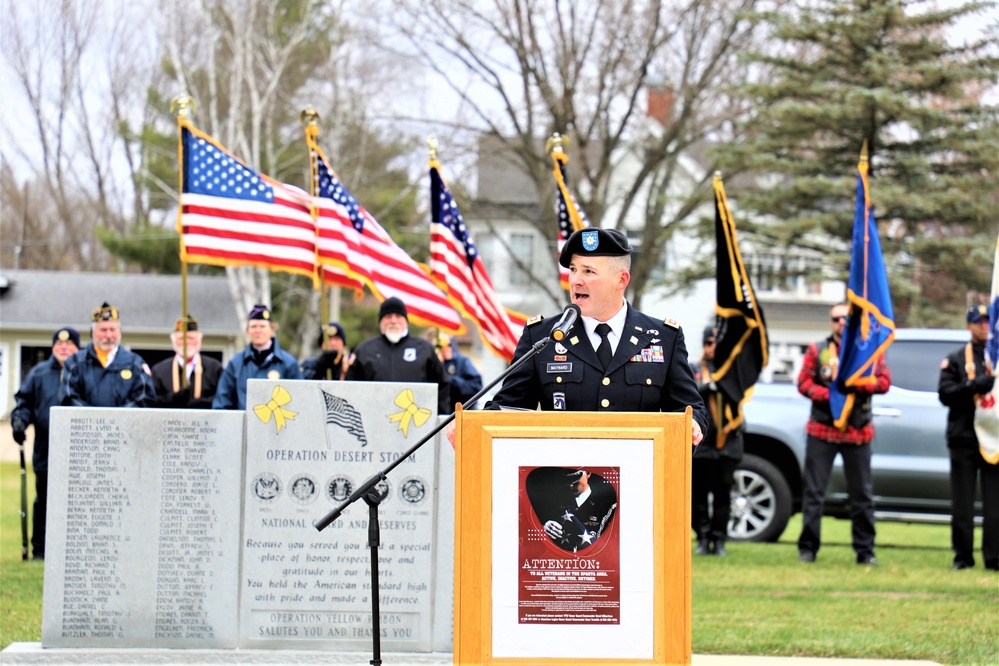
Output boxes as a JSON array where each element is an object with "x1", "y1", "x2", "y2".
[{"x1": 730, "y1": 0, "x2": 998, "y2": 326}]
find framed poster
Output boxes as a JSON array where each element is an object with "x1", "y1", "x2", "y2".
[{"x1": 454, "y1": 410, "x2": 691, "y2": 666}]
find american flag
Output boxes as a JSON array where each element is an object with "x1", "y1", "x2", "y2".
[
  {"x1": 429, "y1": 161, "x2": 520, "y2": 361},
  {"x1": 321, "y1": 389, "x2": 367, "y2": 447},
  {"x1": 309, "y1": 142, "x2": 464, "y2": 332},
  {"x1": 178, "y1": 118, "x2": 317, "y2": 279},
  {"x1": 552, "y1": 151, "x2": 590, "y2": 291}
]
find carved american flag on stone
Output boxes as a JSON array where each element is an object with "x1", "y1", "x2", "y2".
[{"x1": 320, "y1": 388, "x2": 368, "y2": 448}]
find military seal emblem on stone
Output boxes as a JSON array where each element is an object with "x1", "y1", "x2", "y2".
[
  {"x1": 399, "y1": 477, "x2": 428, "y2": 505},
  {"x1": 289, "y1": 473, "x2": 318, "y2": 504},
  {"x1": 326, "y1": 475, "x2": 354, "y2": 502},
  {"x1": 250, "y1": 472, "x2": 282, "y2": 503}
]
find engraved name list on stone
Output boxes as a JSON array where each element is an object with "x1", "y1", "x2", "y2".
[
  {"x1": 154, "y1": 418, "x2": 228, "y2": 643},
  {"x1": 239, "y1": 380, "x2": 439, "y2": 651},
  {"x1": 61, "y1": 415, "x2": 126, "y2": 641},
  {"x1": 44, "y1": 408, "x2": 245, "y2": 649}
]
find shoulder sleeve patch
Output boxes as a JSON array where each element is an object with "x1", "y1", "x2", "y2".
[
  {"x1": 526, "y1": 315, "x2": 544, "y2": 327},
  {"x1": 663, "y1": 317, "x2": 680, "y2": 329},
  {"x1": 939, "y1": 358, "x2": 949, "y2": 370}
]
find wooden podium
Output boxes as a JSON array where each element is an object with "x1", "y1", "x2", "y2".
[{"x1": 453, "y1": 409, "x2": 692, "y2": 666}]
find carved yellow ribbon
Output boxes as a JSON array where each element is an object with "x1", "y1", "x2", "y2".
[
  {"x1": 387, "y1": 389, "x2": 431, "y2": 437},
  {"x1": 253, "y1": 385, "x2": 298, "y2": 433}
]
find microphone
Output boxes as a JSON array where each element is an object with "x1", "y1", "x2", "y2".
[{"x1": 550, "y1": 304, "x2": 581, "y2": 341}]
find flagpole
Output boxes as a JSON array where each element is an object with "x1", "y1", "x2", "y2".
[
  {"x1": 427, "y1": 135, "x2": 443, "y2": 358},
  {"x1": 302, "y1": 105, "x2": 329, "y2": 348},
  {"x1": 172, "y1": 95, "x2": 195, "y2": 388}
]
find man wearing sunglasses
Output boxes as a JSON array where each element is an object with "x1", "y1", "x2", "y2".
[{"x1": 796, "y1": 302, "x2": 891, "y2": 566}]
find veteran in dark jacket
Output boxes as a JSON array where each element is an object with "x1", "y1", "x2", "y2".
[
  {"x1": 65, "y1": 303, "x2": 154, "y2": 408},
  {"x1": 151, "y1": 315, "x2": 223, "y2": 409},
  {"x1": 300, "y1": 321, "x2": 349, "y2": 381},
  {"x1": 690, "y1": 325, "x2": 744, "y2": 557},
  {"x1": 213, "y1": 304, "x2": 302, "y2": 411},
  {"x1": 346, "y1": 297, "x2": 450, "y2": 415},
  {"x1": 479, "y1": 228, "x2": 707, "y2": 443},
  {"x1": 11, "y1": 326, "x2": 80, "y2": 559},
  {"x1": 938, "y1": 303, "x2": 997, "y2": 571}
]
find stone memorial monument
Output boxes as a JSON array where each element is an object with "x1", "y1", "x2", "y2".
[
  {"x1": 42, "y1": 407, "x2": 245, "y2": 648},
  {"x1": 239, "y1": 379, "x2": 440, "y2": 651}
]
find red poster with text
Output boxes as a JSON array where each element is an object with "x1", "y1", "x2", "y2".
[{"x1": 518, "y1": 465, "x2": 620, "y2": 624}]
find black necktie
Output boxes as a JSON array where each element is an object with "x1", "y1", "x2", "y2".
[{"x1": 595, "y1": 323, "x2": 612, "y2": 370}]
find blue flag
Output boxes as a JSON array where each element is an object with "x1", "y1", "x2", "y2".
[{"x1": 830, "y1": 159, "x2": 895, "y2": 430}]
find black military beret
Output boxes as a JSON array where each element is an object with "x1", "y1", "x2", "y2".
[{"x1": 558, "y1": 228, "x2": 632, "y2": 268}]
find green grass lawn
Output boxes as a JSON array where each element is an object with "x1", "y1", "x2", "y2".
[{"x1": 1, "y1": 461, "x2": 996, "y2": 663}]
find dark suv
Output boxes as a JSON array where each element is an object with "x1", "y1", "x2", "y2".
[{"x1": 729, "y1": 328, "x2": 975, "y2": 542}]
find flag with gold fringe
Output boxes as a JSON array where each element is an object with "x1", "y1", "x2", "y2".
[
  {"x1": 429, "y1": 158, "x2": 521, "y2": 361},
  {"x1": 307, "y1": 135, "x2": 464, "y2": 333},
  {"x1": 177, "y1": 117, "x2": 317, "y2": 279},
  {"x1": 973, "y1": 230, "x2": 999, "y2": 462},
  {"x1": 830, "y1": 152, "x2": 895, "y2": 430},
  {"x1": 710, "y1": 174, "x2": 768, "y2": 446},
  {"x1": 551, "y1": 149, "x2": 590, "y2": 291}
]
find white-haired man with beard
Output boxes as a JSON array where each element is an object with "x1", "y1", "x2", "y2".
[
  {"x1": 65, "y1": 302, "x2": 153, "y2": 407},
  {"x1": 346, "y1": 297, "x2": 450, "y2": 414},
  {"x1": 151, "y1": 315, "x2": 224, "y2": 409}
]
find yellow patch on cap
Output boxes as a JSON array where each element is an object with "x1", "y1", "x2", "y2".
[
  {"x1": 263, "y1": 310, "x2": 271, "y2": 320},
  {"x1": 57, "y1": 330, "x2": 70, "y2": 341}
]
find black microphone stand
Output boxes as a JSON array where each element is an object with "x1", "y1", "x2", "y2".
[{"x1": 314, "y1": 334, "x2": 555, "y2": 665}]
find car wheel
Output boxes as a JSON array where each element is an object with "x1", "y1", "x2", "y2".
[{"x1": 728, "y1": 454, "x2": 792, "y2": 543}]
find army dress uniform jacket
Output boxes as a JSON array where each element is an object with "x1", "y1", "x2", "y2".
[
  {"x1": 212, "y1": 339, "x2": 302, "y2": 411},
  {"x1": 151, "y1": 355, "x2": 224, "y2": 409},
  {"x1": 486, "y1": 304, "x2": 708, "y2": 434},
  {"x1": 65, "y1": 344, "x2": 154, "y2": 408},
  {"x1": 11, "y1": 356, "x2": 68, "y2": 471}
]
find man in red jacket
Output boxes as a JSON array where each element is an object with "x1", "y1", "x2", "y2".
[{"x1": 796, "y1": 302, "x2": 891, "y2": 566}]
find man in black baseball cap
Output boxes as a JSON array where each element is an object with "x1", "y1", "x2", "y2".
[
  {"x1": 472, "y1": 226, "x2": 706, "y2": 446},
  {"x1": 301, "y1": 321, "x2": 350, "y2": 381},
  {"x1": 11, "y1": 326, "x2": 81, "y2": 559},
  {"x1": 939, "y1": 302, "x2": 997, "y2": 571}
]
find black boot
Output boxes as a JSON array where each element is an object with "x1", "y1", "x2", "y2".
[
  {"x1": 713, "y1": 541, "x2": 727, "y2": 557},
  {"x1": 695, "y1": 539, "x2": 710, "y2": 555}
]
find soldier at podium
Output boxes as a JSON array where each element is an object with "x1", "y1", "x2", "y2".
[{"x1": 447, "y1": 227, "x2": 705, "y2": 446}]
